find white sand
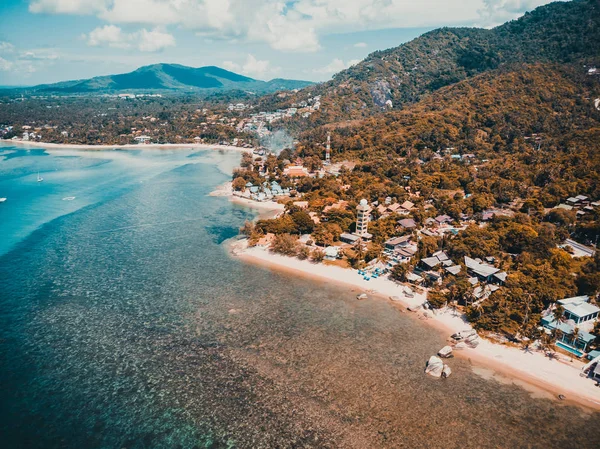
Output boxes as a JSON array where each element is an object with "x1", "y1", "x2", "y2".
[
  {"x1": 234, "y1": 241, "x2": 600, "y2": 410},
  {"x1": 4, "y1": 140, "x2": 252, "y2": 152}
]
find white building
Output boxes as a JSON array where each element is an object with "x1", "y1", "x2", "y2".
[{"x1": 355, "y1": 199, "x2": 372, "y2": 239}]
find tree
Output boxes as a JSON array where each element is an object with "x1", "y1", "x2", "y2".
[
  {"x1": 240, "y1": 152, "x2": 254, "y2": 168},
  {"x1": 290, "y1": 210, "x2": 315, "y2": 234},
  {"x1": 311, "y1": 248, "x2": 325, "y2": 262},
  {"x1": 232, "y1": 176, "x2": 247, "y2": 191},
  {"x1": 427, "y1": 289, "x2": 448, "y2": 309},
  {"x1": 390, "y1": 263, "x2": 410, "y2": 282},
  {"x1": 270, "y1": 234, "x2": 298, "y2": 256},
  {"x1": 297, "y1": 246, "x2": 311, "y2": 260},
  {"x1": 240, "y1": 220, "x2": 255, "y2": 237}
]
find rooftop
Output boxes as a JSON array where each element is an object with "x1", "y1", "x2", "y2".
[{"x1": 464, "y1": 256, "x2": 500, "y2": 278}]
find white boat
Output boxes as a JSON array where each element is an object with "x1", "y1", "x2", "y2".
[
  {"x1": 0, "y1": 197, "x2": 6, "y2": 203},
  {"x1": 37, "y1": 172, "x2": 43, "y2": 182},
  {"x1": 62, "y1": 196, "x2": 76, "y2": 201},
  {"x1": 357, "y1": 293, "x2": 368, "y2": 300}
]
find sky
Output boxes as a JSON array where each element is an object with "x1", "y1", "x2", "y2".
[{"x1": 0, "y1": 0, "x2": 560, "y2": 86}]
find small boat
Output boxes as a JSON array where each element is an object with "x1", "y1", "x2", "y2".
[
  {"x1": 0, "y1": 197, "x2": 6, "y2": 203},
  {"x1": 357, "y1": 293, "x2": 368, "y2": 300},
  {"x1": 438, "y1": 346, "x2": 454, "y2": 358},
  {"x1": 37, "y1": 172, "x2": 43, "y2": 182},
  {"x1": 62, "y1": 196, "x2": 76, "y2": 201},
  {"x1": 403, "y1": 286, "x2": 415, "y2": 298},
  {"x1": 442, "y1": 364, "x2": 452, "y2": 378}
]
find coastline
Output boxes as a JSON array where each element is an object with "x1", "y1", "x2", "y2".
[
  {"x1": 2, "y1": 139, "x2": 252, "y2": 153},
  {"x1": 230, "y1": 238, "x2": 600, "y2": 411},
  {"x1": 210, "y1": 181, "x2": 285, "y2": 219}
]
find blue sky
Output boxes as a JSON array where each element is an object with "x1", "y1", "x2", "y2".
[{"x1": 0, "y1": 1, "x2": 558, "y2": 86}]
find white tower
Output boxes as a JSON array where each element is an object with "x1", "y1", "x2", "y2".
[
  {"x1": 325, "y1": 132, "x2": 331, "y2": 165},
  {"x1": 355, "y1": 199, "x2": 370, "y2": 237}
]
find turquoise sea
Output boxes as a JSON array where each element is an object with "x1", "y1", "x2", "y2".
[{"x1": 0, "y1": 144, "x2": 599, "y2": 448}]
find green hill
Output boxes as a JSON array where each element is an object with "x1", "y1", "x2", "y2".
[
  {"x1": 274, "y1": 0, "x2": 600, "y2": 122},
  {"x1": 32, "y1": 64, "x2": 313, "y2": 94}
]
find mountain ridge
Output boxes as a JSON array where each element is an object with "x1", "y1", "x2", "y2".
[
  {"x1": 26, "y1": 63, "x2": 314, "y2": 94},
  {"x1": 259, "y1": 0, "x2": 600, "y2": 123}
]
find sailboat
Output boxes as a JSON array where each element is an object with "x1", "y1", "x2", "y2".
[{"x1": 37, "y1": 172, "x2": 43, "y2": 182}]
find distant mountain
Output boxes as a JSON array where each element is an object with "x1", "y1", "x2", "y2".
[
  {"x1": 267, "y1": 0, "x2": 599, "y2": 121},
  {"x1": 31, "y1": 64, "x2": 313, "y2": 94}
]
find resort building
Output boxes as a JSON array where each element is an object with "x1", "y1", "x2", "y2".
[
  {"x1": 558, "y1": 296, "x2": 600, "y2": 325},
  {"x1": 355, "y1": 199, "x2": 372, "y2": 239},
  {"x1": 541, "y1": 316, "x2": 597, "y2": 356}
]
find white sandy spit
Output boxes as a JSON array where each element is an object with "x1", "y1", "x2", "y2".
[
  {"x1": 232, "y1": 240, "x2": 600, "y2": 410},
  {"x1": 4, "y1": 140, "x2": 252, "y2": 152}
]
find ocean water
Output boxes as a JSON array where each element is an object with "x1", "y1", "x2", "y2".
[{"x1": 0, "y1": 144, "x2": 599, "y2": 449}]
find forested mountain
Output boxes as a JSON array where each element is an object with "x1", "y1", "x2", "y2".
[
  {"x1": 29, "y1": 64, "x2": 313, "y2": 94},
  {"x1": 296, "y1": 63, "x2": 600, "y2": 206},
  {"x1": 262, "y1": 0, "x2": 599, "y2": 123}
]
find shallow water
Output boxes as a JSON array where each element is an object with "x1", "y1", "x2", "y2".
[{"x1": 0, "y1": 144, "x2": 599, "y2": 448}]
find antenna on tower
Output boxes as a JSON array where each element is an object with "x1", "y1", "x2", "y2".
[{"x1": 325, "y1": 132, "x2": 331, "y2": 165}]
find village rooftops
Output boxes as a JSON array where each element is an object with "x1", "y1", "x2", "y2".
[
  {"x1": 464, "y1": 256, "x2": 500, "y2": 279},
  {"x1": 398, "y1": 218, "x2": 417, "y2": 228},
  {"x1": 340, "y1": 233, "x2": 361, "y2": 244},
  {"x1": 445, "y1": 265, "x2": 461, "y2": 275},
  {"x1": 421, "y1": 251, "x2": 450, "y2": 269},
  {"x1": 556, "y1": 203, "x2": 574, "y2": 210},
  {"x1": 493, "y1": 271, "x2": 508, "y2": 283},
  {"x1": 385, "y1": 235, "x2": 412, "y2": 249},
  {"x1": 435, "y1": 215, "x2": 452, "y2": 224},
  {"x1": 400, "y1": 200, "x2": 414, "y2": 211},
  {"x1": 283, "y1": 165, "x2": 309, "y2": 177},
  {"x1": 322, "y1": 200, "x2": 349, "y2": 214}
]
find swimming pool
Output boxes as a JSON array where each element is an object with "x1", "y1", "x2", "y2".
[{"x1": 556, "y1": 341, "x2": 584, "y2": 357}]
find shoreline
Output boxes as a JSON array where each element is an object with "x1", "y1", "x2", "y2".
[
  {"x1": 230, "y1": 238, "x2": 600, "y2": 411},
  {"x1": 2, "y1": 139, "x2": 252, "y2": 153},
  {"x1": 210, "y1": 182, "x2": 286, "y2": 219}
]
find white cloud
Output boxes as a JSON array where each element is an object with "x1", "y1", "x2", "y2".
[
  {"x1": 137, "y1": 28, "x2": 176, "y2": 52},
  {"x1": 21, "y1": 50, "x2": 59, "y2": 60},
  {"x1": 0, "y1": 42, "x2": 15, "y2": 53},
  {"x1": 354, "y1": 42, "x2": 367, "y2": 48},
  {"x1": 222, "y1": 60, "x2": 240, "y2": 72},
  {"x1": 86, "y1": 25, "x2": 175, "y2": 52},
  {"x1": 223, "y1": 54, "x2": 279, "y2": 78},
  {"x1": 478, "y1": 0, "x2": 554, "y2": 25},
  {"x1": 313, "y1": 58, "x2": 360, "y2": 75},
  {"x1": 29, "y1": 1, "x2": 557, "y2": 52},
  {"x1": 0, "y1": 57, "x2": 14, "y2": 71},
  {"x1": 29, "y1": 0, "x2": 109, "y2": 14}
]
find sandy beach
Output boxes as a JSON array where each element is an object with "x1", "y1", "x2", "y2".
[
  {"x1": 230, "y1": 238, "x2": 600, "y2": 411},
  {"x1": 3, "y1": 139, "x2": 252, "y2": 153}
]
